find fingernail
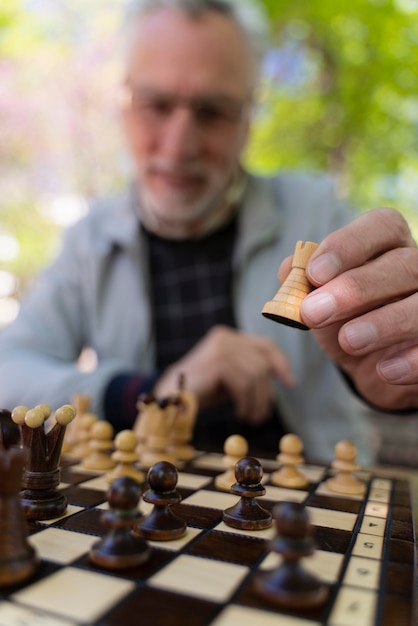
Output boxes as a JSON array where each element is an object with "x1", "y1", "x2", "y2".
[
  {"x1": 308, "y1": 252, "x2": 341, "y2": 283},
  {"x1": 343, "y1": 322, "x2": 378, "y2": 350},
  {"x1": 301, "y1": 292, "x2": 336, "y2": 324},
  {"x1": 379, "y1": 358, "x2": 411, "y2": 382}
]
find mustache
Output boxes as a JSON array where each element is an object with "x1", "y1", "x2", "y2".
[{"x1": 146, "y1": 159, "x2": 207, "y2": 178}]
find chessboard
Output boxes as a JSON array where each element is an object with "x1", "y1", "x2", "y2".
[{"x1": 0, "y1": 451, "x2": 415, "y2": 626}]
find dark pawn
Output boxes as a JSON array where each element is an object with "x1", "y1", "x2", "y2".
[
  {"x1": 254, "y1": 501, "x2": 328, "y2": 609},
  {"x1": 132, "y1": 461, "x2": 186, "y2": 541},
  {"x1": 223, "y1": 456, "x2": 272, "y2": 530},
  {"x1": 89, "y1": 476, "x2": 151, "y2": 570}
]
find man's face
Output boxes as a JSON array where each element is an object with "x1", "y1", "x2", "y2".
[{"x1": 120, "y1": 7, "x2": 253, "y2": 230}]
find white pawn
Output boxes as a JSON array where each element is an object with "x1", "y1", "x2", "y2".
[
  {"x1": 326, "y1": 440, "x2": 365, "y2": 495},
  {"x1": 215, "y1": 434, "x2": 248, "y2": 492},
  {"x1": 82, "y1": 421, "x2": 116, "y2": 471},
  {"x1": 270, "y1": 433, "x2": 308, "y2": 489},
  {"x1": 106, "y1": 430, "x2": 145, "y2": 485},
  {"x1": 62, "y1": 394, "x2": 90, "y2": 454},
  {"x1": 71, "y1": 412, "x2": 98, "y2": 459}
]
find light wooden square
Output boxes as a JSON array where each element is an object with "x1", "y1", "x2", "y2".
[
  {"x1": 368, "y1": 487, "x2": 390, "y2": 504},
  {"x1": 215, "y1": 520, "x2": 276, "y2": 540},
  {"x1": 315, "y1": 483, "x2": 364, "y2": 501},
  {"x1": 328, "y1": 586, "x2": 377, "y2": 626},
  {"x1": 343, "y1": 556, "x2": 380, "y2": 590},
  {"x1": 192, "y1": 453, "x2": 225, "y2": 471},
  {"x1": 177, "y1": 471, "x2": 212, "y2": 490},
  {"x1": 299, "y1": 465, "x2": 327, "y2": 483},
  {"x1": 28, "y1": 527, "x2": 99, "y2": 564},
  {"x1": 364, "y1": 502, "x2": 388, "y2": 519},
  {"x1": 66, "y1": 462, "x2": 100, "y2": 476},
  {"x1": 148, "y1": 554, "x2": 248, "y2": 602},
  {"x1": 77, "y1": 474, "x2": 109, "y2": 491},
  {"x1": 264, "y1": 484, "x2": 308, "y2": 503},
  {"x1": 182, "y1": 488, "x2": 237, "y2": 509},
  {"x1": 259, "y1": 549, "x2": 344, "y2": 584},
  {"x1": 307, "y1": 507, "x2": 357, "y2": 531},
  {"x1": 148, "y1": 526, "x2": 202, "y2": 550},
  {"x1": 352, "y1": 533, "x2": 384, "y2": 560},
  {"x1": 211, "y1": 604, "x2": 321, "y2": 625},
  {"x1": 37, "y1": 504, "x2": 84, "y2": 525},
  {"x1": 12, "y1": 567, "x2": 135, "y2": 623},
  {"x1": 360, "y1": 515, "x2": 386, "y2": 537},
  {"x1": 0, "y1": 601, "x2": 76, "y2": 626},
  {"x1": 370, "y1": 478, "x2": 392, "y2": 491}
]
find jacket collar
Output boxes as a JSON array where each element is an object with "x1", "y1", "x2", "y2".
[
  {"x1": 233, "y1": 173, "x2": 283, "y2": 267},
  {"x1": 98, "y1": 174, "x2": 283, "y2": 256}
]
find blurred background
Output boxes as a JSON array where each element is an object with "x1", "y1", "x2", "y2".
[{"x1": 1, "y1": 0, "x2": 418, "y2": 464}]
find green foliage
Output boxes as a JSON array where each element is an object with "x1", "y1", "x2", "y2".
[
  {"x1": 245, "y1": 0, "x2": 418, "y2": 227},
  {"x1": 0, "y1": 200, "x2": 60, "y2": 294}
]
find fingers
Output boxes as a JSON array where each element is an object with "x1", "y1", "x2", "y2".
[
  {"x1": 338, "y1": 293, "x2": 418, "y2": 356},
  {"x1": 154, "y1": 326, "x2": 295, "y2": 425},
  {"x1": 218, "y1": 356, "x2": 273, "y2": 424},
  {"x1": 248, "y1": 335, "x2": 296, "y2": 388},
  {"x1": 298, "y1": 209, "x2": 418, "y2": 362},
  {"x1": 306, "y1": 208, "x2": 416, "y2": 286},
  {"x1": 302, "y1": 246, "x2": 418, "y2": 328},
  {"x1": 378, "y1": 341, "x2": 418, "y2": 385},
  {"x1": 215, "y1": 331, "x2": 294, "y2": 424}
]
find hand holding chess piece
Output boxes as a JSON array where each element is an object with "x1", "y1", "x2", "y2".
[
  {"x1": 0, "y1": 409, "x2": 39, "y2": 586},
  {"x1": 262, "y1": 240, "x2": 318, "y2": 330},
  {"x1": 11, "y1": 404, "x2": 76, "y2": 520},
  {"x1": 254, "y1": 501, "x2": 328, "y2": 609}
]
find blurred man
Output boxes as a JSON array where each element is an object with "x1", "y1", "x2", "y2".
[{"x1": 0, "y1": 0, "x2": 417, "y2": 464}]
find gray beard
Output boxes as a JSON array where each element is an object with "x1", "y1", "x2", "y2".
[{"x1": 136, "y1": 174, "x2": 246, "y2": 239}]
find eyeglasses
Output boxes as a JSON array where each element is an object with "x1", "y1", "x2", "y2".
[{"x1": 121, "y1": 84, "x2": 250, "y2": 128}]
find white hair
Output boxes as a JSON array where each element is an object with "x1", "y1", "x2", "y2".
[{"x1": 122, "y1": 0, "x2": 270, "y2": 86}]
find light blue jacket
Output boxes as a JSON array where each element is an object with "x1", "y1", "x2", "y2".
[{"x1": 0, "y1": 172, "x2": 379, "y2": 464}]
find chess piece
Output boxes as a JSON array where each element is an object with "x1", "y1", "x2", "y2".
[
  {"x1": 139, "y1": 398, "x2": 178, "y2": 468},
  {"x1": 254, "y1": 501, "x2": 328, "y2": 609},
  {"x1": 326, "y1": 440, "x2": 365, "y2": 495},
  {"x1": 0, "y1": 410, "x2": 39, "y2": 586},
  {"x1": 70, "y1": 410, "x2": 99, "y2": 459},
  {"x1": 168, "y1": 373, "x2": 198, "y2": 461},
  {"x1": 62, "y1": 394, "x2": 91, "y2": 454},
  {"x1": 82, "y1": 421, "x2": 116, "y2": 471},
  {"x1": 262, "y1": 240, "x2": 318, "y2": 330},
  {"x1": 223, "y1": 456, "x2": 272, "y2": 530},
  {"x1": 133, "y1": 461, "x2": 186, "y2": 541},
  {"x1": 270, "y1": 433, "x2": 308, "y2": 489},
  {"x1": 106, "y1": 430, "x2": 145, "y2": 485},
  {"x1": 134, "y1": 393, "x2": 156, "y2": 459},
  {"x1": 89, "y1": 476, "x2": 151, "y2": 570},
  {"x1": 12, "y1": 404, "x2": 76, "y2": 520},
  {"x1": 215, "y1": 434, "x2": 248, "y2": 492}
]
